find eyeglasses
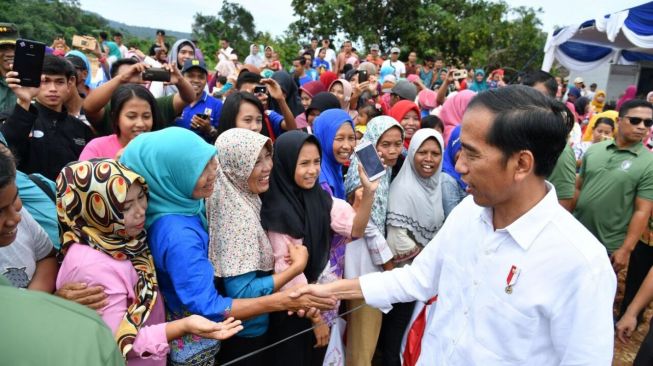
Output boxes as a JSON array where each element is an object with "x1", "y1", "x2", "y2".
[{"x1": 624, "y1": 116, "x2": 653, "y2": 128}]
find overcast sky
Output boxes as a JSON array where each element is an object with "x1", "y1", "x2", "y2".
[{"x1": 79, "y1": 0, "x2": 648, "y2": 37}]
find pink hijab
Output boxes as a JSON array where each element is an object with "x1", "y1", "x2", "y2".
[
  {"x1": 617, "y1": 85, "x2": 637, "y2": 111},
  {"x1": 329, "y1": 79, "x2": 353, "y2": 110},
  {"x1": 439, "y1": 90, "x2": 476, "y2": 144}
]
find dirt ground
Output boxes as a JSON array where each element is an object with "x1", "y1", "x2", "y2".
[{"x1": 613, "y1": 270, "x2": 652, "y2": 365}]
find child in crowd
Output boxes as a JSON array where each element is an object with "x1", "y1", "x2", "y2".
[
  {"x1": 356, "y1": 103, "x2": 382, "y2": 127},
  {"x1": 421, "y1": 115, "x2": 444, "y2": 135},
  {"x1": 573, "y1": 117, "x2": 615, "y2": 164}
]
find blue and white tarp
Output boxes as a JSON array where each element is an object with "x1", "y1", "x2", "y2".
[{"x1": 542, "y1": 2, "x2": 653, "y2": 72}]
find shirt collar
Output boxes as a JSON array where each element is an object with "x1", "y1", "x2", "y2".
[
  {"x1": 606, "y1": 139, "x2": 644, "y2": 156},
  {"x1": 479, "y1": 182, "x2": 558, "y2": 251}
]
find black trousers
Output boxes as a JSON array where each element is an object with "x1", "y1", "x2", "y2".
[
  {"x1": 620, "y1": 241, "x2": 653, "y2": 320},
  {"x1": 635, "y1": 316, "x2": 653, "y2": 366},
  {"x1": 215, "y1": 332, "x2": 269, "y2": 366},
  {"x1": 378, "y1": 301, "x2": 416, "y2": 366},
  {"x1": 267, "y1": 312, "x2": 326, "y2": 366}
]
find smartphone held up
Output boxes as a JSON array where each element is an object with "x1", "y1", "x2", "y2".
[
  {"x1": 13, "y1": 39, "x2": 45, "y2": 88},
  {"x1": 142, "y1": 67, "x2": 171, "y2": 82},
  {"x1": 355, "y1": 141, "x2": 386, "y2": 181}
]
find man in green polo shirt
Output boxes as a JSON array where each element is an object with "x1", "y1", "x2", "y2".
[
  {"x1": 0, "y1": 274, "x2": 123, "y2": 365},
  {"x1": 574, "y1": 99, "x2": 653, "y2": 274}
]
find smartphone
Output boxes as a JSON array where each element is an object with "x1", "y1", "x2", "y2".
[
  {"x1": 195, "y1": 113, "x2": 209, "y2": 120},
  {"x1": 142, "y1": 68, "x2": 171, "y2": 82},
  {"x1": 358, "y1": 70, "x2": 369, "y2": 83},
  {"x1": 13, "y1": 39, "x2": 46, "y2": 88},
  {"x1": 72, "y1": 35, "x2": 97, "y2": 51},
  {"x1": 253, "y1": 85, "x2": 267, "y2": 95},
  {"x1": 355, "y1": 140, "x2": 386, "y2": 181},
  {"x1": 453, "y1": 69, "x2": 467, "y2": 80}
]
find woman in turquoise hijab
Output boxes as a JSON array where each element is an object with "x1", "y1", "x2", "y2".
[
  {"x1": 468, "y1": 68, "x2": 489, "y2": 92},
  {"x1": 120, "y1": 127, "x2": 333, "y2": 365}
]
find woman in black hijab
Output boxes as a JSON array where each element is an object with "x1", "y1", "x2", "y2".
[{"x1": 270, "y1": 71, "x2": 305, "y2": 117}]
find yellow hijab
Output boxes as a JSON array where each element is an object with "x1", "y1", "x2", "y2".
[
  {"x1": 591, "y1": 90, "x2": 606, "y2": 113},
  {"x1": 582, "y1": 110, "x2": 618, "y2": 142}
]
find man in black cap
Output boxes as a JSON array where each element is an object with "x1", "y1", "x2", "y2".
[
  {"x1": 175, "y1": 58, "x2": 222, "y2": 142},
  {"x1": 0, "y1": 23, "x2": 19, "y2": 114}
]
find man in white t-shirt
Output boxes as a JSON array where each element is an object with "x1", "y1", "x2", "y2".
[
  {"x1": 293, "y1": 85, "x2": 616, "y2": 366},
  {"x1": 217, "y1": 38, "x2": 234, "y2": 62},
  {"x1": 382, "y1": 47, "x2": 406, "y2": 79},
  {"x1": 113, "y1": 32, "x2": 128, "y2": 58}
]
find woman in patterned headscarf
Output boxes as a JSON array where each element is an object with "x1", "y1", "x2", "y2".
[
  {"x1": 208, "y1": 128, "x2": 309, "y2": 366},
  {"x1": 55, "y1": 159, "x2": 242, "y2": 365}
]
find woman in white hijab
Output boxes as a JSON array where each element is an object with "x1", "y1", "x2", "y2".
[
  {"x1": 386, "y1": 128, "x2": 445, "y2": 264},
  {"x1": 381, "y1": 128, "x2": 446, "y2": 366},
  {"x1": 244, "y1": 44, "x2": 264, "y2": 68}
]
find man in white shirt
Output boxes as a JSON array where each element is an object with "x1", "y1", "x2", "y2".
[
  {"x1": 382, "y1": 47, "x2": 406, "y2": 79},
  {"x1": 217, "y1": 38, "x2": 233, "y2": 62},
  {"x1": 113, "y1": 32, "x2": 128, "y2": 58},
  {"x1": 293, "y1": 85, "x2": 616, "y2": 365}
]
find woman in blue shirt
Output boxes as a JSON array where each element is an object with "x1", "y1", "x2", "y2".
[{"x1": 120, "y1": 127, "x2": 334, "y2": 365}]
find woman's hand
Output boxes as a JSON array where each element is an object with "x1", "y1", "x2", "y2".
[
  {"x1": 286, "y1": 243, "x2": 309, "y2": 273},
  {"x1": 357, "y1": 163, "x2": 380, "y2": 194},
  {"x1": 616, "y1": 313, "x2": 638, "y2": 344},
  {"x1": 55, "y1": 282, "x2": 108, "y2": 310},
  {"x1": 312, "y1": 316, "x2": 330, "y2": 348},
  {"x1": 186, "y1": 315, "x2": 243, "y2": 341}
]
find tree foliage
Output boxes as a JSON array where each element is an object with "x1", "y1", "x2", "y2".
[
  {"x1": 192, "y1": 1, "x2": 302, "y2": 70},
  {"x1": 0, "y1": 0, "x2": 110, "y2": 44},
  {"x1": 289, "y1": 0, "x2": 546, "y2": 71}
]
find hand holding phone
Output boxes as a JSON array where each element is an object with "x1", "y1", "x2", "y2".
[
  {"x1": 13, "y1": 39, "x2": 45, "y2": 88},
  {"x1": 142, "y1": 67, "x2": 171, "y2": 82},
  {"x1": 358, "y1": 70, "x2": 369, "y2": 83},
  {"x1": 355, "y1": 141, "x2": 386, "y2": 182}
]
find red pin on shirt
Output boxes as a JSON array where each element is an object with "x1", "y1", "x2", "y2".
[{"x1": 505, "y1": 265, "x2": 520, "y2": 294}]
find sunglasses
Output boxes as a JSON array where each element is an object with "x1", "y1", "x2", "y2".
[{"x1": 625, "y1": 116, "x2": 653, "y2": 128}]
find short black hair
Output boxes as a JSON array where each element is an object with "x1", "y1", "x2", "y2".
[
  {"x1": 110, "y1": 58, "x2": 138, "y2": 79},
  {"x1": 294, "y1": 56, "x2": 306, "y2": 66},
  {"x1": 358, "y1": 104, "x2": 382, "y2": 120},
  {"x1": 311, "y1": 37, "x2": 318, "y2": 41},
  {"x1": 216, "y1": 76, "x2": 227, "y2": 85},
  {"x1": 99, "y1": 31, "x2": 108, "y2": 40},
  {"x1": 110, "y1": 84, "x2": 163, "y2": 136},
  {"x1": 421, "y1": 115, "x2": 444, "y2": 132},
  {"x1": 594, "y1": 117, "x2": 615, "y2": 130},
  {"x1": 619, "y1": 99, "x2": 653, "y2": 117},
  {"x1": 236, "y1": 71, "x2": 262, "y2": 89},
  {"x1": 0, "y1": 144, "x2": 16, "y2": 190},
  {"x1": 466, "y1": 85, "x2": 571, "y2": 177},
  {"x1": 42, "y1": 54, "x2": 75, "y2": 79},
  {"x1": 521, "y1": 70, "x2": 558, "y2": 98},
  {"x1": 217, "y1": 92, "x2": 268, "y2": 137},
  {"x1": 113, "y1": 32, "x2": 123, "y2": 37},
  {"x1": 156, "y1": 30, "x2": 165, "y2": 36}
]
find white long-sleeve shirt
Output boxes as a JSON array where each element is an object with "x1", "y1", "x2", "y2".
[{"x1": 360, "y1": 183, "x2": 616, "y2": 366}]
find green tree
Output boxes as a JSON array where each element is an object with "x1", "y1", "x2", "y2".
[
  {"x1": 0, "y1": 0, "x2": 111, "y2": 45},
  {"x1": 289, "y1": 0, "x2": 546, "y2": 72},
  {"x1": 192, "y1": 1, "x2": 259, "y2": 68}
]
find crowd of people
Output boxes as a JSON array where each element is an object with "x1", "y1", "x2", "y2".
[{"x1": 1, "y1": 20, "x2": 653, "y2": 366}]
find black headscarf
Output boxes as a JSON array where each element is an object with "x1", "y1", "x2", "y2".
[
  {"x1": 305, "y1": 92, "x2": 341, "y2": 116},
  {"x1": 261, "y1": 131, "x2": 333, "y2": 283},
  {"x1": 270, "y1": 71, "x2": 305, "y2": 117}
]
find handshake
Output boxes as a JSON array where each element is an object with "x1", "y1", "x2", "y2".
[{"x1": 281, "y1": 279, "x2": 362, "y2": 316}]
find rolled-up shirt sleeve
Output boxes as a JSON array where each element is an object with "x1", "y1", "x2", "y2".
[{"x1": 360, "y1": 230, "x2": 445, "y2": 313}]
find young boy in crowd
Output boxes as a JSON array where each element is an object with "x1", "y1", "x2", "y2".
[{"x1": 2, "y1": 55, "x2": 95, "y2": 181}]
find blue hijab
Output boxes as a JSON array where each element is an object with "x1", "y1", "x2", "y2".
[
  {"x1": 442, "y1": 125, "x2": 466, "y2": 190},
  {"x1": 313, "y1": 109, "x2": 354, "y2": 199},
  {"x1": 120, "y1": 127, "x2": 217, "y2": 229},
  {"x1": 65, "y1": 50, "x2": 93, "y2": 88}
]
